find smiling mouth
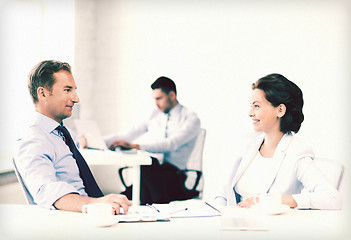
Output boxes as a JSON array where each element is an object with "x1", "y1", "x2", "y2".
[{"x1": 252, "y1": 119, "x2": 260, "y2": 124}]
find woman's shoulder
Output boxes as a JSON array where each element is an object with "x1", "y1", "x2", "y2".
[{"x1": 285, "y1": 134, "x2": 315, "y2": 159}]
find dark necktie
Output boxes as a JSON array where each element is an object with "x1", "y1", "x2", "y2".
[
  {"x1": 164, "y1": 113, "x2": 170, "y2": 138},
  {"x1": 55, "y1": 125, "x2": 103, "y2": 197}
]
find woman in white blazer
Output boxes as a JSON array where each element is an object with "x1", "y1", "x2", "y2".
[{"x1": 215, "y1": 74, "x2": 341, "y2": 210}]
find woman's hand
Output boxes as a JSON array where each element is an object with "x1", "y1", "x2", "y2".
[
  {"x1": 237, "y1": 197, "x2": 256, "y2": 208},
  {"x1": 237, "y1": 195, "x2": 296, "y2": 208}
]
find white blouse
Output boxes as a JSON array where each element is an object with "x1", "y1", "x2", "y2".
[{"x1": 235, "y1": 151, "x2": 279, "y2": 200}]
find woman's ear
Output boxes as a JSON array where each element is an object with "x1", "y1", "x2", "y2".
[{"x1": 277, "y1": 104, "x2": 286, "y2": 118}]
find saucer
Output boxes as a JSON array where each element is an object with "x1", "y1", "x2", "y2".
[
  {"x1": 251, "y1": 204, "x2": 290, "y2": 215},
  {"x1": 87, "y1": 216, "x2": 119, "y2": 227}
]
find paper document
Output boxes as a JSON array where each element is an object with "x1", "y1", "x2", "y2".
[
  {"x1": 117, "y1": 206, "x2": 170, "y2": 223},
  {"x1": 152, "y1": 201, "x2": 222, "y2": 218}
]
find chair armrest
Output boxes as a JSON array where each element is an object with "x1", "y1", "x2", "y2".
[
  {"x1": 118, "y1": 167, "x2": 132, "y2": 189},
  {"x1": 177, "y1": 169, "x2": 202, "y2": 191}
]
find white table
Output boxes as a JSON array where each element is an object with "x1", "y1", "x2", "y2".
[
  {"x1": 80, "y1": 149, "x2": 152, "y2": 205},
  {"x1": 0, "y1": 203, "x2": 349, "y2": 240}
]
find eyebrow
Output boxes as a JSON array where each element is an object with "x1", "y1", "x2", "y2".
[{"x1": 63, "y1": 86, "x2": 77, "y2": 90}]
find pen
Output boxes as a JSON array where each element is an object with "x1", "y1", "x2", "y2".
[
  {"x1": 205, "y1": 201, "x2": 222, "y2": 214},
  {"x1": 170, "y1": 208, "x2": 188, "y2": 215},
  {"x1": 146, "y1": 203, "x2": 160, "y2": 212}
]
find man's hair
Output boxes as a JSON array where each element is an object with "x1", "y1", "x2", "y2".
[
  {"x1": 151, "y1": 76, "x2": 177, "y2": 95},
  {"x1": 28, "y1": 60, "x2": 71, "y2": 103},
  {"x1": 252, "y1": 73, "x2": 304, "y2": 134}
]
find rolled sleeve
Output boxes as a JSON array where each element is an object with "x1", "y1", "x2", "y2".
[
  {"x1": 15, "y1": 125, "x2": 87, "y2": 209},
  {"x1": 37, "y1": 182, "x2": 80, "y2": 209}
]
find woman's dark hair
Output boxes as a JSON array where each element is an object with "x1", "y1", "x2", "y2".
[
  {"x1": 28, "y1": 60, "x2": 71, "y2": 103},
  {"x1": 151, "y1": 76, "x2": 177, "y2": 95},
  {"x1": 252, "y1": 73, "x2": 304, "y2": 134}
]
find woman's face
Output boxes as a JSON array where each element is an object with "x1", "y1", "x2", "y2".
[{"x1": 248, "y1": 89, "x2": 283, "y2": 134}]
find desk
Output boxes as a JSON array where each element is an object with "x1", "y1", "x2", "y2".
[
  {"x1": 80, "y1": 149, "x2": 152, "y2": 205},
  {"x1": 0, "y1": 203, "x2": 349, "y2": 240}
]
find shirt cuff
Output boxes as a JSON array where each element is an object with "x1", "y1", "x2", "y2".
[
  {"x1": 292, "y1": 193, "x2": 310, "y2": 209},
  {"x1": 214, "y1": 196, "x2": 227, "y2": 206}
]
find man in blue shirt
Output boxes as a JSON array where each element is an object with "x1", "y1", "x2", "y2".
[
  {"x1": 105, "y1": 77, "x2": 201, "y2": 204},
  {"x1": 15, "y1": 60, "x2": 131, "y2": 213}
]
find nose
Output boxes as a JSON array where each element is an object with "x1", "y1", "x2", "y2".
[
  {"x1": 154, "y1": 100, "x2": 159, "y2": 108},
  {"x1": 248, "y1": 106, "x2": 254, "y2": 117},
  {"x1": 72, "y1": 91, "x2": 79, "y2": 103}
]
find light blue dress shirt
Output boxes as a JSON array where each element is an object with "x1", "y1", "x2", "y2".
[
  {"x1": 15, "y1": 112, "x2": 87, "y2": 209},
  {"x1": 105, "y1": 104, "x2": 201, "y2": 169}
]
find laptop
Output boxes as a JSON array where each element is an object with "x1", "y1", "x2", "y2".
[
  {"x1": 74, "y1": 119, "x2": 138, "y2": 154},
  {"x1": 73, "y1": 119, "x2": 108, "y2": 150}
]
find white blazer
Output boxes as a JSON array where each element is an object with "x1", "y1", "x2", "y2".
[{"x1": 215, "y1": 133, "x2": 341, "y2": 210}]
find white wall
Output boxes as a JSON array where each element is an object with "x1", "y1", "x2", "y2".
[
  {"x1": 1, "y1": 0, "x2": 348, "y2": 210},
  {"x1": 75, "y1": 0, "x2": 350, "y2": 203},
  {"x1": 0, "y1": 0, "x2": 75, "y2": 167}
]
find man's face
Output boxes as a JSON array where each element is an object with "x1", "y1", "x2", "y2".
[
  {"x1": 40, "y1": 70, "x2": 79, "y2": 123},
  {"x1": 152, "y1": 88, "x2": 173, "y2": 113}
]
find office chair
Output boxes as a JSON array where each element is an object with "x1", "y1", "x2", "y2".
[
  {"x1": 12, "y1": 158, "x2": 35, "y2": 205},
  {"x1": 313, "y1": 157, "x2": 345, "y2": 190},
  {"x1": 177, "y1": 128, "x2": 206, "y2": 199},
  {"x1": 118, "y1": 128, "x2": 207, "y2": 200},
  {"x1": 89, "y1": 164, "x2": 129, "y2": 195}
]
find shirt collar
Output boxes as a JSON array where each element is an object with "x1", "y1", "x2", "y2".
[
  {"x1": 167, "y1": 103, "x2": 181, "y2": 116},
  {"x1": 34, "y1": 111, "x2": 62, "y2": 133}
]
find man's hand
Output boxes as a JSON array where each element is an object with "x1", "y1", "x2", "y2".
[
  {"x1": 54, "y1": 193, "x2": 132, "y2": 214},
  {"x1": 108, "y1": 139, "x2": 140, "y2": 151},
  {"x1": 93, "y1": 193, "x2": 132, "y2": 214},
  {"x1": 79, "y1": 135, "x2": 87, "y2": 149}
]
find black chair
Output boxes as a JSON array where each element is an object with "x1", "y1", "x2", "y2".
[{"x1": 119, "y1": 128, "x2": 206, "y2": 201}]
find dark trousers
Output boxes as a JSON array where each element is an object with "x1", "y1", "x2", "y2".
[{"x1": 140, "y1": 157, "x2": 188, "y2": 205}]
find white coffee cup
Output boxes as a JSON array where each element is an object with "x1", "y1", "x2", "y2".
[
  {"x1": 254, "y1": 194, "x2": 282, "y2": 209},
  {"x1": 82, "y1": 203, "x2": 117, "y2": 227}
]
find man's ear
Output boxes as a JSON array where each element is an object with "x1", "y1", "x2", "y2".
[
  {"x1": 37, "y1": 87, "x2": 46, "y2": 99},
  {"x1": 277, "y1": 104, "x2": 286, "y2": 118},
  {"x1": 168, "y1": 91, "x2": 176, "y2": 100}
]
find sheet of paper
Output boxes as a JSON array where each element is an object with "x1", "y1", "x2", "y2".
[
  {"x1": 152, "y1": 201, "x2": 222, "y2": 218},
  {"x1": 117, "y1": 206, "x2": 170, "y2": 223}
]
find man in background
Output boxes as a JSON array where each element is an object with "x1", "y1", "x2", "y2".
[
  {"x1": 106, "y1": 76, "x2": 201, "y2": 204},
  {"x1": 15, "y1": 60, "x2": 131, "y2": 213}
]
